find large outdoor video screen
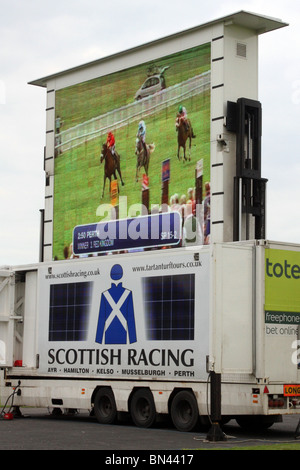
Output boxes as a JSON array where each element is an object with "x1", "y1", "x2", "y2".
[{"x1": 54, "y1": 43, "x2": 211, "y2": 260}]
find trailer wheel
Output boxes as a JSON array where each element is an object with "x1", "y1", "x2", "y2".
[
  {"x1": 94, "y1": 387, "x2": 117, "y2": 425},
  {"x1": 130, "y1": 389, "x2": 156, "y2": 428},
  {"x1": 170, "y1": 390, "x2": 199, "y2": 432}
]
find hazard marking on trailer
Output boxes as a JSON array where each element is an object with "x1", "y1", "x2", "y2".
[{"x1": 283, "y1": 385, "x2": 300, "y2": 397}]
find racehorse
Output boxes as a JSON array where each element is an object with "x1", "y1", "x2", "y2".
[
  {"x1": 135, "y1": 140, "x2": 155, "y2": 182},
  {"x1": 100, "y1": 143, "x2": 125, "y2": 199},
  {"x1": 176, "y1": 117, "x2": 195, "y2": 162}
]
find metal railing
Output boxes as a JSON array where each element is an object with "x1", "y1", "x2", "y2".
[{"x1": 55, "y1": 71, "x2": 211, "y2": 153}]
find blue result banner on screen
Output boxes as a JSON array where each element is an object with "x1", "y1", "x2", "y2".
[{"x1": 73, "y1": 212, "x2": 181, "y2": 255}]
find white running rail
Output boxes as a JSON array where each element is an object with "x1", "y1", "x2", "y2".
[{"x1": 55, "y1": 71, "x2": 211, "y2": 153}]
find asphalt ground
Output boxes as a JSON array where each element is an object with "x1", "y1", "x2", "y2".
[{"x1": 0, "y1": 408, "x2": 300, "y2": 452}]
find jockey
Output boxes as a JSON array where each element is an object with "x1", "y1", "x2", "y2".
[
  {"x1": 106, "y1": 131, "x2": 117, "y2": 162},
  {"x1": 178, "y1": 105, "x2": 187, "y2": 120},
  {"x1": 176, "y1": 105, "x2": 188, "y2": 130},
  {"x1": 176, "y1": 105, "x2": 196, "y2": 137},
  {"x1": 136, "y1": 120, "x2": 147, "y2": 154}
]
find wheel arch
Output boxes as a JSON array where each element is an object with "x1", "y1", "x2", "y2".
[
  {"x1": 168, "y1": 387, "x2": 198, "y2": 413},
  {"x1": 128, "y1": 386, "x2": 153, "y2": 410},
  {"x1": 91, "y1": 385, "x2": 115, "y2": 405}
]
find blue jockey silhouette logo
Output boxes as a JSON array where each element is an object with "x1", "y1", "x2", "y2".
[{"x1": 95, "y1": 264, "x2": 137, "y2": 345}]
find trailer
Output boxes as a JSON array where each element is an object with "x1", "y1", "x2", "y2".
[
  {"x1": 1, "y1": 11, "x2": 297, "y2": 437},
  {"x1": 1, "y1": 240, "x2": 300, "y2": 432}
]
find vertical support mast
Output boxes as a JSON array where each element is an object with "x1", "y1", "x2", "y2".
[{"x1": 228, "y1": 98, "x2": 267, "y2": 241}]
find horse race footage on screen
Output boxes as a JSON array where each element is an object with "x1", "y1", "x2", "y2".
[{"x1": 54, "y1": 43, "x2": 211, "y2": 259}]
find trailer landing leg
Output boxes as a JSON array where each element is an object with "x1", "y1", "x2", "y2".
[
  {"x1": 206, "y1": 372, "x2": 227, "y2": 442},
  {"x1": 206, "y1": 422, "x2": 227, "y2": 442}
]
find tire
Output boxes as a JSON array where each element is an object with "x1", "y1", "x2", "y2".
[
  {"x1": 94, "y1": 387, "x2": 117, "y2": 425},
  {"x1": 130, "y1": 389, "x2": 156, "y2": 428},
  {"x1": 170, "y1": 390, "x2": 199, "y2": 432}
]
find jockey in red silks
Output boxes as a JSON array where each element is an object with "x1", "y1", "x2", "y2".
[{"x1": 106, "y1": 131, "x2": 117, "y2": 162}]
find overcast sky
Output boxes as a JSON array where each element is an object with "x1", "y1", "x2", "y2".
[{"x1": 0, "y1": 0, "x2": 299, "y2": 266}]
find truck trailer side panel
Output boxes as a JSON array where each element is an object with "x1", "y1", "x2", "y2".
[
  {"x1": 212, "y1": 243, "x2": 255, "y2": 376},
  {"x1": 1, "y1": 242, "x2": 300, "y2": 431}
]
